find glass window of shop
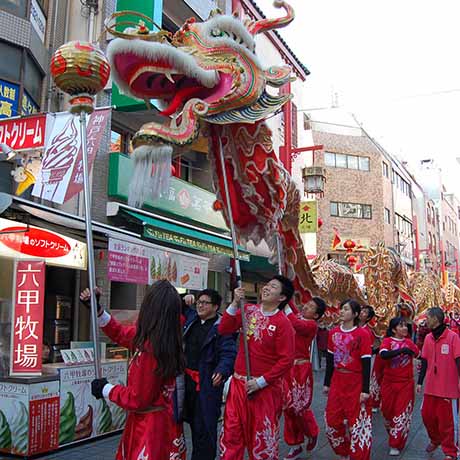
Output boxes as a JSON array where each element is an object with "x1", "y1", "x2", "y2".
[
  {"x1": 0, "y1": 0, "x2": 27, "y2": 17},
  {"x1": 23, "y1": 54, "x2": 42, "y2": 105},
  {"x1": 0, "y1": 41, "x2": 22, "y2": 83}
]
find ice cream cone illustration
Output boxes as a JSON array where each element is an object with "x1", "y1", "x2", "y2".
[
  {"x1": 59, "y1": 392, "x2": 77, "y2": 445},
  {"x1": 10, "y1": 402, "x2": 28, "y2": 454},
  {"x1": 15, "y1": 169, "x2": 36, "y2": 196},
  {"x1": 0, "y1": 409, "x2": 11, "y2": 450}
]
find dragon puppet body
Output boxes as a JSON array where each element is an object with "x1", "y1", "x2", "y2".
[{"x1": 106, "y1": 1, "x2": 319, "y2": 307}]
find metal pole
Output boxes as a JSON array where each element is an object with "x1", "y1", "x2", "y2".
[
  {"x1": 79, "y1": 111, "x2": 102, "y2": 379},
  {"x1": 276, "y1": 235, "x2": 283, "y2": 275},
  {"x1": 217, "y1": 136, "x2": 251, "y2": 379}
]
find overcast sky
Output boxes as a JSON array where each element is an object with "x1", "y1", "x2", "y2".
[{"x1": 261, "y1": 0, "x2": 460, "y2": 194}]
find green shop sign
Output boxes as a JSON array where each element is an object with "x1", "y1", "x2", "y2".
[
  {"x1": 144, "y1": 227, "x2": 250, "y2": 261},
  {"x1": 108, "y1": 153, "x2": 228, "y2": 231}
]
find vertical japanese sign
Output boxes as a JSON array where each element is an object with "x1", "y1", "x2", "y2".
[
  {"x1": 32, "y1": 108, "x2": 110, "y2": 204},
  {"x1": 0, "y1": 79, "x2": 20, "y2": 119},
  {"x1": 298, "y1": 201, "x2": 318, "y2": 233},
  {"x1": 10, "y1": 260, "x2": 46, "y2": 376}
]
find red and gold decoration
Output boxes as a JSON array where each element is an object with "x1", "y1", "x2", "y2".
[{"x1": 51, "y1": 41, "x2": 110, "y2": 114}]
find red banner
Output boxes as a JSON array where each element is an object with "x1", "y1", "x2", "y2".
[
  {"x1": 0, "y1": 113, "x2": 48, "y2": 150},
  {"x1": 10, "y1": 260, "x2": 46, "y2": 375},
  {"x1": 31, "y1": 108, "x2": 110, "y2": 204}
]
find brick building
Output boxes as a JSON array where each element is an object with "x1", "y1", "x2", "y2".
[{"x1": 311, "y1": 127, "x2": 393, "y2": 265}]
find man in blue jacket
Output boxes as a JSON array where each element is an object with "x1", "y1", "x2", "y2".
[{"x1": 182, "y1": 289, "x2": 237, "y2": 460}]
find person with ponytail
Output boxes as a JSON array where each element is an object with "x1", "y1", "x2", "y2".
[
  {"x1": 323, "y1": 299, "x2": 373, "y2": 460},
  {"x1": 81, "y1": 280, "x2": 185, "y2": 460},
  {"x1": 379, "y1": 316, "x2": 419, "y2": 456}
]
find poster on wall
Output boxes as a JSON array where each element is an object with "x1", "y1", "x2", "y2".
[
  {"x1": 58, "y1": 361, "x2": 128, "y2": 446},
  {"x1": 298, "y1": 201, "x2": 317, "y2": 233},
  {"x1": 0, "y1": 380, "x2": 59, "y2": 456},
  {"x1": 108, "y1": 237, "x2": 209, "y2": 290},
  {"x1": 32, "y1": 108, "x2": 110, "y2": 204},
  {"x1": 0, "y1": 382, "x2": 29, "y2": 455},
  {"x1": 10, "y1": 260, "x2": 45, "y2": 376}
]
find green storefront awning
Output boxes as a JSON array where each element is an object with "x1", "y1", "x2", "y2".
[{"x1": 123, "y1": 210, "x2": 250, "y2": 261}]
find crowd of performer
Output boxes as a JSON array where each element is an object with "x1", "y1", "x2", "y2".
[{"x1": 80, "y1": 274, "x2": 460, "y2": 460}]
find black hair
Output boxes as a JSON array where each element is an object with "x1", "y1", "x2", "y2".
[
  {"x1": 426, "y1": 306, "x2": 445, "y2": 326},
  {"x1": 133, "y1": 280, "x2": 185, "y2": 380},
  {"x1": 197, "y1": 288, "x2": 222, "y2": 308},
  {"x1": 386, "y1": 316, "x2": 408, "y2": 337},
  {"x1": 311, "y1": 296, "x2": 327, "y2": 319},
  {"x1": 340, "y1": 298, "x2": 361, "y2": 326},
  {"x1": 362, "y1": 305, "x2": 375, "y2": 322},
  {"x1": 270, "y1": 275, "x2": 295, "y2": 309}
]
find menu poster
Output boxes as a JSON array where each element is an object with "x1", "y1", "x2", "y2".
[
  {"x1": 29, "y1": 381, "x2": 60, "y2": 454},
  {"x1": 58, "y1": 361, "x2": 128, "y2": 446},
  {"x1": 0, "y1": 382, "x2": 29, "y2": 455},
  {"x1": 108, "y1": 237, "x2": 208, "y2": 290}
]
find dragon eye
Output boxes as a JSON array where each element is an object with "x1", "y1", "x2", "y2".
[{"x1": 211, "y1": 28, "x2": 223, "y2": 37}]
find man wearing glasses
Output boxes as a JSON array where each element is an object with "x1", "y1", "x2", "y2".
[{"x1": 182, "y1": 289, "x2": 237, "y2": 460}]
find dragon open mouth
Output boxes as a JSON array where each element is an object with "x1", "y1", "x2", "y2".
[{"x1": 109, "y1": 40, "x2": 233, "y2": 118}]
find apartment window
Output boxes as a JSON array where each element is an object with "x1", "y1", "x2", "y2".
[
  {"x1": 382, "y1": 162, "x2": 389, "y2": 178},
  {"x1": 392, "y1": 170, "x2": 411, "y2": 196},
  {"x1": 384, "y1": 208, "x2": 391, "y2": 224},
  {"x1": 324, "y1": 152, "x2": 370, "y2": 171},
  {"x1": 291, "y1": 102, "x2": 298, "y2": 149},
  {"x1": 303, "y1": 113, "x2": 311, "y2": 130},
  {"x1": 359, "y1": 157, "x2": 370, "y2": 171},
  {"x1": 330, "y1": 201, "x2": 372, "y2": 219},
  {"x1": 347, "y1": 155, "x2": 359, "y2": 170}
]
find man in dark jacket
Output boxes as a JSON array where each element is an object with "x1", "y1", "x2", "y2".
[{"x1": 182, "y1": 289, "x2": 237, "y2": 460}]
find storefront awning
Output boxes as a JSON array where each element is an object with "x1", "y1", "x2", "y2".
[{"x1": 122, "y1": 209, "x2": 250, "y2": 261}]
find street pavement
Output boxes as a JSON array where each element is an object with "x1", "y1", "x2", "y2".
[{"x1": 17, "y1": 368, "x2": 449, "y2": 460}]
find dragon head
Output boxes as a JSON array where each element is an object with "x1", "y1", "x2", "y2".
[{"x1": 106, "y1": 1, "x2": 295, "y2": 147}]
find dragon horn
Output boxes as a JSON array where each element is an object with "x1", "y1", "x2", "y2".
[{"x1": 247, "y1": 1, "x2": 295, "y2": 35}]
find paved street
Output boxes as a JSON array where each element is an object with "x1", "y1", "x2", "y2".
[{"x1": 12, "y1": 368, "x2": 448, "y2": 460}]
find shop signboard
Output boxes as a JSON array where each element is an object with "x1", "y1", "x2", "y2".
[
  {"x1": 108, "y1": 153, "x2": 227, "y2": 230},
  {"x1": 32, "y1": 109, "x2": 110, "y2": 204},
  {"x1": 58, "y1": 361, "x2": 128, "y2": 445},
  {"x1": 30, "y1": 0, "x2": 46, "y2": 43},
  {"x1": 0, "y1": 218, "x2": 87, "y2": 270},
  {"x1": 0, "y1": 80, "x2": 20, "y2": 119},
  {"x1": 298, "y1": 201, "x2": 317, "y2": 233},
  {"x1": 0, "y1": 112, "x2": 47, "y2": 149},
  {"x1": 21, "y1": 91, "x2": 39, "y2": 116},
  {"x1": 108, "y1": 237, "x2": 209, "y2": 290},
  {"x1": 10, "y1": 260, "x2": 45, "y2": 376}
]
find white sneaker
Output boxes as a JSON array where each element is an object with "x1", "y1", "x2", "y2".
[
  {"x1": 283, "y1": 446, "x2": 303, "y2": 460},
  {"x1": 389, "y1": 448, "x2": 400, "y2": 456}
]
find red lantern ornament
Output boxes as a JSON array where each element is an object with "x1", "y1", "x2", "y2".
[
  {"x1": 343, "y1": 239, "x2": 356, "y2": 254},
  {"x1": 347, "y1": 255, "x2": 358, "y2": 267},
  {"x1": 51, "y1": 41, "x2": 110, "y2": 114},
  {"x1": 318, "y1": 218, "x2": 323, "y2": 228}
]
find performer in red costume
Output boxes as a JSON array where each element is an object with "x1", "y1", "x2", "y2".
[
  {"x1": 81, "y1": 281, "x2": 185, "y2": 460},
  {"x1": 379, "y1": 317, "x2": 419, "y2": 456},
  {"x1": 283, "y1": 297, "x2": 327, "y2": 460},
  {"x1": 324, "y1": 299, "x2": 372, "y2": 460},
  {"x1": 359, "y1": 305, "x2": 382, "y2": 413},
  {"x1": 218, "y1": 275, "x2": 295, "y2": 460}
]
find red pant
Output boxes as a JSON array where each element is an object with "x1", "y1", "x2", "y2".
[
  {"x1": 380, "y1": 378, "x2": 414, "y2": 450},
  {"x1": 325, "y1": 371, "x2": 372, "y2": 460},
  {"x1": 421, "y1": 394, "x2": 459, "y2": 458},
  {"x1": 369, "y1": 355, "x2": 384, "y2": 409},
  {"x1": 220, "y1": 375, "x2": 283, "y2": 460},
  {"x1": 170, "y1": 422, "x2": 186, "y2": 460},
  {"x1": 283, "y1": 361, "x2": 319, "y2": 446}
]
